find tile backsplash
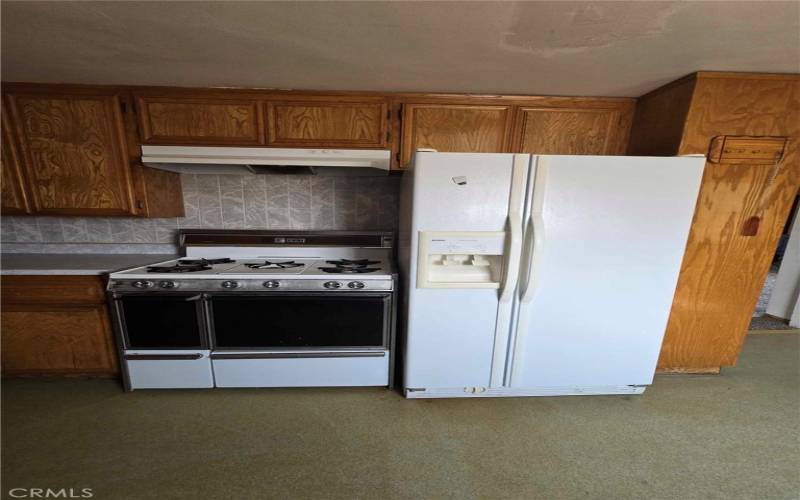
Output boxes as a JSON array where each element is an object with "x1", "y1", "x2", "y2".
[{"x1": 1, "y1": 174, "x2": 400, "y2": 245}]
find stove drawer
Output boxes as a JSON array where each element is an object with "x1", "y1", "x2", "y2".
[
  {"x1": 124, "y1": 350, "x2": 213, "y2": 389},
  {"x1": 211, "y1": 351, "x2": 389, "y2": 387}
]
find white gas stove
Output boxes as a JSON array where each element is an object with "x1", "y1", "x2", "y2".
[{"x1": 107, "y1": 230, "x2": 397, "y2": 391}]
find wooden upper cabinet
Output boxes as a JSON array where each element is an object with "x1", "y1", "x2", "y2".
[
  {"x1": 1, "y1": 108, "x2": 32, "y2": 214},
  {"x1": 512, "y1": 106, "x2": 625, "y2": 155},
  {"x1": 136, "y1": 96, "x2": 264, "y2": 145},
  {"x1": 266, "y1": 98, "x2": 388, "y2": 148},
  {"x1": 5, "y1": 91, "x2": 138, "y2": 216},
  {"x1": 400, "y1": 103, "x2": 513, "y2": 168}
]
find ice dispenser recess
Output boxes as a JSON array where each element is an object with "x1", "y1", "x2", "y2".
[{"x1": 417, "y1": 231, "x2": 506, "y2": 289}]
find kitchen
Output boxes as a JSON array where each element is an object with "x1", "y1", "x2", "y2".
[{"x1": 1, "y1": 2, "x2": 799, "y2": 499}]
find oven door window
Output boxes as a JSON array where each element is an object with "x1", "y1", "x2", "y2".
[
  {"x1": 118, "y1": 295, "x2": 205, "y2": 349},
  {"x1": 211, "y1": 294, "x2": 389, "y2": 349}
]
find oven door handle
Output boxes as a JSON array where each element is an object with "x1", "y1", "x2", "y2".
[
  {"x1": 210, "y1": 351, "x2": 386, "y2": 360},
  {"x1": 124, "y1": 354, "x2": 204, "y2": 361}
]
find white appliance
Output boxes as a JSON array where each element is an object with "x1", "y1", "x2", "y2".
[
  {"x1": 108, "y1": 230, "x2": 396, "y2": 390},
  {"x1": 399, "y1": 152, "x2": 705, "y2": 398},
  {"x1": 141, "y1": 146, "x2": 391, "y2": 176}
]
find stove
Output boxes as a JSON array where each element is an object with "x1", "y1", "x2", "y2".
[{"x1": 107, "y1": 230, "x2": 397, "y2": 391}]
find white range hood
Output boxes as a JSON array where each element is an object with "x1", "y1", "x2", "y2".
[{"x1": 141, "y1": 146, "x2": 392, "y2": 176}]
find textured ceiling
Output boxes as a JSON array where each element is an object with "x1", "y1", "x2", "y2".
[{"x1": 1, "y1": 1, "x2": 798, "y2": 97}]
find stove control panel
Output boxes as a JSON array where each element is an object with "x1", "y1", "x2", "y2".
[{"x1": 108, "y1": 279, "x2": 392, "y2": 292}]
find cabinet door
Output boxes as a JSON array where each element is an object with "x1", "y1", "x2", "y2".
[
  {"x1": 6, "y1": 92, "x2": 137, "y2": 215},
  {"x1": 400, "y1": 104, "x2": 512, "y2": 168},
  {"x1": 1, "y1": 109, "x2": 31, "y2": 214},
  {"x1": 512, "y1": 107, "x2": 622, "y2": 155},
  {"x1": 136, "y1": 96, "x2": 264, "y2": 145},
  {"x1": 1, "y1": 305, "x2": 117, "y2": 375},
  {"x1": 266, "y1": 99, "x2": 388, "y2": 148}
]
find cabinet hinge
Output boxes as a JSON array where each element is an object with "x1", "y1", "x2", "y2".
[
  {"x1": 136, "y1": 200, "x2": 145, "y2": 210},
  {"x1": 120, "y1": 102, "x2": 127, "y2": 113},
  {"x1": 386, "y1": 131, "x2": 391, "y2": 142}
]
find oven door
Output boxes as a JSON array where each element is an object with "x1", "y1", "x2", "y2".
[
  {"x1": 208, "y1": 292, "x2": 391, "y2": 387},
  {"x1": 111, "y1": 293, "x2": 213, "y2": 389}
]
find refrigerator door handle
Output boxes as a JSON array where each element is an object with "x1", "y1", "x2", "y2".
[
  {"x1": 498, "y1": 156, "x2": 527, "y2": 303},
  {"x1": 510, "y1": 159, "x2": 546, "y2": 386},
  {"x1": 489, "y1": 154, "x2": 528, "y2": 387}
]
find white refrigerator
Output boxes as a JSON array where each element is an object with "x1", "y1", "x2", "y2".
[{"x1": 398, "y1": 152, "x2": 704, "y2": 398}]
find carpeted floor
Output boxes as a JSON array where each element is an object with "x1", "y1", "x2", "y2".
[{"x1": 2, "y1": 333, "x2": 799, "y2": 500}]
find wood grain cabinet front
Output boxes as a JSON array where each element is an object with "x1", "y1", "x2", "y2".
[
  {"x1": 136, "y1": 96, "x2": 264, "y2": 145},
  {"x1": 5, "y1": 91, "x2": 139, "y2": 216},
  {"x1": 1, "y1": 108, "x2": 32, "y2": 214},
  {"x1": 512, "y1": 106, "x2": 627, "y2": 155},
  {"x1": 400, "y1": 103, "x2": 513, "y2": 168},
  {"x1": 1, "y1": 276, "x2": 118, "y2": 377},
  {"x1": 265, "y1": 98, "x2": 389, "y2": 148},
  {"x1": 2, "y1": 85, "x2": 184, "y2": 217}
]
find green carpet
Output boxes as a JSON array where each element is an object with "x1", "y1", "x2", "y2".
[{"x1": 2, "y1": 333, "x2": 799, "y2": 500}]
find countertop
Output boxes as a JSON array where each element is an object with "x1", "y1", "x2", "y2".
[{"x1": 0, "y1": 253, "x2": 177, "y2": 276}]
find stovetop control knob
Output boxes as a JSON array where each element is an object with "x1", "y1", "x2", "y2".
[
  {"x1": 132, "y1": 280, "x2": 153, "y2": 289},
  {"x1": 221, "y1": 280, "x2": 240, "y2": 289},
  {"x1": 158, "y1": 280, "x2": 177, "y2": 289},
  {"x1": 347, "y1": 281, "x2": 365, "y2": 289},
  {"x1": 324, "y1": 281, "x2": 342, "y2": 289},
  {"x1": 263, "y1": 280, "x2": 281, "y2": 289}
]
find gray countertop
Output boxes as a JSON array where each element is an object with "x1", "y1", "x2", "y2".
[{"x1": 1, "y1": 253, "x2": 177, "y2": 275}]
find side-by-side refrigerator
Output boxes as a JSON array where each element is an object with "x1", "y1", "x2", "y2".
[{"x1": 398, "y1": 152, "x2": 705, "y2": 398}]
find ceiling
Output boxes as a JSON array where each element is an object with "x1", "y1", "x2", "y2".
[{"x1": 1, "y1": 1, "x2": 798, "y2": 97}]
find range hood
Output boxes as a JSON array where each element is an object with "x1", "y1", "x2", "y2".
[{"x1": 141, "y1": 146, "x2": 392, "y2": 176}]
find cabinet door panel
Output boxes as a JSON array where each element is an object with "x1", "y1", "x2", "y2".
[
  {"x1": 266, "y1": 100, "x2": 387, "y2": 148},
  {"x1": 1, "y1": 305, "x2": 117, "y2": 375},
  {"x1": 513, "y1": 107, "x2": 620, "y2": 155},
  {"x1": 137, "y1": 97, "x2": 263, "y2": 145},
  {"x1": 1, "y1": 109, "x2": 31, "y2": 214},
  {"x1": 7, "y1": 93, "x2": 136, "y2": 215},
  {"x1": 400, "y1": 104, "x2": 512, "y2": 168}
]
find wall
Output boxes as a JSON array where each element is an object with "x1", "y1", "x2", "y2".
[{"x1": 0, "y1": 174, "x2": 400, "y2": 245}]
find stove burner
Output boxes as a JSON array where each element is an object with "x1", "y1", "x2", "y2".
[
  {"x1": 245, "y1": 260, "x2": 305, "y2": 269},
  {"x1": 178, "y1": 258, "x2": 235, "y2": 265},
  {"x1": 325, "y1": 259, "x2": 380, "y2": 268},
  {"x1": 146, "y1": 264, "x2": 212, "y2": 273},
  {"x1": 319, "y1": 267, "x2": 381, "y2": 274}
]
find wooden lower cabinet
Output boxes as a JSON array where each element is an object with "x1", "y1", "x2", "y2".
[{"x1": 1, "y1": 276, "x2": 118, "y2": 377}]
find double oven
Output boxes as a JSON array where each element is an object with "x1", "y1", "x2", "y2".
[{"x1": 110, "y1": 287, "x2": 395, "y2": 389}]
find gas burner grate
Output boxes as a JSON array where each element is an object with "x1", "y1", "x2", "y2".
[
  {"x1": 178, "y1": 258, "x2": 235, "y2": 265},
  {"x1": 245, "y1": 260, "x2": 305, "y2": 269},
  {"x1": 319, "y1": 267, "x2": 381, "y2": 274},
  {"x1": 325, "y1": 259, "x2": 381, "y2": 268}
]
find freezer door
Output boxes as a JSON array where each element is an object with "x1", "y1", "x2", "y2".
[
  {"x1": 403, "y1": 152, "x2": 529, "y2": 390},
  {"x1": 509, "y1": 155, "x2": 704, "y2": 390}
]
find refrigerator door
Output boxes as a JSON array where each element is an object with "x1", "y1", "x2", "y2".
[
  {"x1": 509, "y1": 155, "x2": 704, "y2": 391},
  {"x1": 403, "y1": 152, "x2": 528, "y2": 390}
]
